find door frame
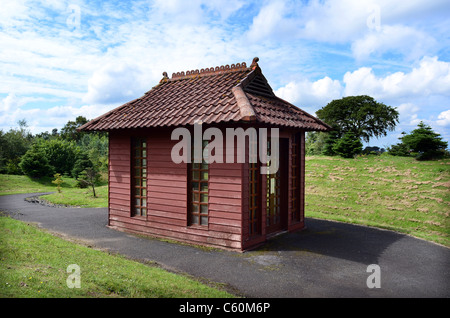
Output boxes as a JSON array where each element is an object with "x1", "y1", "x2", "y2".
[{"x1": 265, "y1": 137, "x2": 289, "y2": 234}]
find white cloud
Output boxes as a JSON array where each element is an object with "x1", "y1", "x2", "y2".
[
  {"x1": 0, "y1": 102, "x2": 115, "y2": 134},
  {"x1": 83, "y1": 62, "x2": 154, "y2": 104},
  {"x1": 275, "y1": 76, "x2": 343, "y2": 107},
  {"x1": 343, "y1": 56, "x2": 450, "y2": 100},
  {"x1": 245, "y1": 0, "x2": 448, "y2": 63},
  {"x1": 151, "y1": 0, "x2": 245, "y2": 24},
  {"x1": 0, "y1": 93, "x2": 20, "y2": 112},
  {"x1": 0, "y1": 0, "x2": 30, "y2": 28},
  {"x1": 396, "y1": 103, "x2": 421, "y2": 126},
  {"x1": 352, "y1": 25, "x2": 437, "y2": 61},
  {"x1": 246, "y1": 1, "x2": 295, "y2": 42},
  {"x1": 437, "y1": 110, "x2": 450, "y2": 127},
  {"x1": 297, "y1": 0, "x2": 370, "y2": 43}
]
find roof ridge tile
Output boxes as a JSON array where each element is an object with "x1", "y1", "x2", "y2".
[{"x1": 171, "y1": 62, "x2": 248, "y2": 80}]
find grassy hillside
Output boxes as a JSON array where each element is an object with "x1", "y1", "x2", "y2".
[{"x1": 305, "y1": 155, "x2": 450, "y2": 247}]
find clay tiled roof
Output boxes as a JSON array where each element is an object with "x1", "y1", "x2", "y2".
[{"x1": 79, "y1": 58, "x2": 330, "y2": 132}]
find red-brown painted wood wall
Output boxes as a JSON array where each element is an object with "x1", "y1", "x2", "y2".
[
  {"x1": 107, "y1": 126, "x2": 306, "y2": 251},
  {"x1": 108, "y1": 128, "x2": 243, "y2": 250}
]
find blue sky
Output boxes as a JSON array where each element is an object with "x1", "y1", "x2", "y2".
[{"x1": 1, "y1": 0, "x2": 449, "y2": 148}]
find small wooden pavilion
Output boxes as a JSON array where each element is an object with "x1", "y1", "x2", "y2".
[{"x1": 79, "y1": 57, "x2": 330, "y2": 251}]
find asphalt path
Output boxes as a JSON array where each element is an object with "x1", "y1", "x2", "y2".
[{"x1": 1, "y1": 192, "x2": 449, "y2": 298}]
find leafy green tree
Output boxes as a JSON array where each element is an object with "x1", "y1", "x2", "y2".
[
  {"x1": 305, "y1": 132, "x2": 328, "y2": 155},
  {"x1": 316, "y1": 95, "x2": 399, "y2": 143},
  {"x1": 401, "y1": 122, "x2": 448, "y2": 160},
  {"x1": 78, "y1": 133, "x2": 109, "y2": 172},
  {"x1": 0, "y1": 120, "x2": 33, "y2": 174},
  {"x1": 60, "y1": 116, "x2": 88, "y2": 142},
  {"x1": 322, "y1": 129, "x2": 340, "y2": 156},
  {"x1": 77, "y1": 168, "x2": 101, "y2": 197},
  {"x1": 71, "y1": 151, "x2": 94, "y2": 179},
  {"x1": 362, "y1": 146, "x2": 385, "y2": 155},
  {"x1": 387, "y1": 132, "x2": 410, "y2": 157},
  {"x1": 19, "y1": 148, "x2": 54, "y2": 178},
  {"x1": 52, "y1": 173, "x2": 64, "y2": 193},
  {"x1": 332, "y1": 131, "x2": 363, "y2": 158},
  {"x1": 34, "y1": 139, "x2": 79, "y2": 176}
]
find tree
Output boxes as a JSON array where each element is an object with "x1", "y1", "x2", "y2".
[
  {"x1": 400, "y1": 122, "x2": 448, "y2": 160},
  {"x1": 33, "y1": 138, "x2": 79, "y2": 176},
  {"x1": 332, "y1": 131, "x2": 363, "y2": 158},
  {"x1": 77, "y1": 168, "x2": 101, "y2": 197},
  {"x1": 78, "y1": 133, "x2": 109, "y2": 172},
  {"x1": 0, "y1": 120, "x2": 33, "y2": 174},
  {"x1": 322, "y1": 129, "x2": 340, "y2": 156},
  {"x1": 316, "y1": 95, "x2": 399, "y2": 143},
  {"x1": 305, "y1": 132, "x2": 328, "y2": 155},
  {"x1": 52, "y1": 173, "x2": 64, "y2": 193},
  {"x1": 362, "y1": 146, "x2": 385, "y2": 155},
  {"x1": 387, "y1": 132, "x2": 410, "y2": 157},
  {"x1": 60, "y1": 116, "x2": 88, "y2": 142},
  {"x1": 19, "y1": 148, "x2": 54, "y2": 178},
  {"x1": 71, "y1": 151, "x2": 94, "y2": 179}
]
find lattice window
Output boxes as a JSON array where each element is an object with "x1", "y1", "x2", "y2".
[
  {"x1": 291, "y1": 133, "x2": 301, "y2": 222},
  {"x1": 266, "y1": 140, "x2": 281, "y2": 228},
  {"x1": 132, "y1": 138, "x2": 147, "y2": 217},
  {"x1": 189, "y1": 140, "x2": 209, "y2": 226},
  {"x1": 249, "y1": 162, "x2": 260, "y2": 236}
]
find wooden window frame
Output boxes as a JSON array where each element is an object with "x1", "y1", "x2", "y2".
[
  {"x1": 291, "y1": 133, "x2": 301, "y2": 222},
  {"x1": 266, "y1": 139, "x2": 281, "y2": 230},
  {"x1": 188, "y1": 140, "x2": 209, "y2": 226},
  {"x1": 249, "y1": 161, "x2": 261, "y2": 236},
  {"x1": 131, "y1": 138, "x2": 147, "y2": 218}
]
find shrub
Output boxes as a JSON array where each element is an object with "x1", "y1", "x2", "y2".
[
  {"x1": 71, "y1": 151, "x2": 94, "y2": 179},
  {"x1": 387, "y1": 142, "x2": 410, "y2": 157},
  {"x1": 362, "y1": 146, "x2": 385, "y2": 155},
  {"x1": 19, "y1": 148, "x2": 54, "y2": 178},
  {"x1": 322, "y1": 130, "x2": 340, "y2": 156},
  {"x1": 388, "y1": 122, "x2": 448, "y2": 160},
  {"x1": 401, "y1": 122, "x2": 448, "y2": 160},
  {"x1": 52, "y1": 173, "x2": 64, "y2": 193},
  {"x1": 76, "y1": 168, "x2": 101, "y2": 197},
  {"x1": 332, "y1": 132, "x2": 363, "y2": 158}
]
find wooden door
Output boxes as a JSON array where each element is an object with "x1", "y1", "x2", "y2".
[{"x1": 266, "y1": 138, "x2": 288, "y2": 234}]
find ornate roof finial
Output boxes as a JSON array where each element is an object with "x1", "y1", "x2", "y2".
[
  {"x1": 250, "y1": 57, "x2": 259, "y2": 70},
  {"x1": 159, "y1": 71, "x2": 169, "y2": 84}
]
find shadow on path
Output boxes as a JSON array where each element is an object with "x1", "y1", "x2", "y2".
[
  {"x1": 257, "y1": 218, "x2": 406, "y2": 265},
  {"x1": 1, "y1": 193, "x2": 449, "y2": 298}
]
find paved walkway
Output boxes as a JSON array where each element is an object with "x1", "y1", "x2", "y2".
[{"x1": 1, "y1": 193, "x2": 449, "y2": 298}]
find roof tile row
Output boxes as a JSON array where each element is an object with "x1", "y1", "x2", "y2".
[{"x1": 79, "y1": 59, "x2": 330, "y2": 132}]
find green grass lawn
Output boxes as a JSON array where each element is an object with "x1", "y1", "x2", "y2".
[
  {"x1": 0, "y1": 216, "x2": 234, "y2": 298},
  {"x1": 1, "y1": 154, "x2": 449, "y2": 247},
  {"x1": 0, "y1": 155, "x2": 448, "y2": 298},
  {"x1": 0, "y1": 174, "x2": 108, "y2": 208},
  {"x1": 305, "y1": 154, "x2": 450, "y2": 247}
]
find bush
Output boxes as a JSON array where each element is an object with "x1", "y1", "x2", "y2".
[
  {"x1": 402, "y1": 122, "x2": 448, "y2": 160},
  {"x1": 28, "y1": 138, "x2": 80, "y2": 176},
  {"x1": 19, "y1": 148, "x2": 54, "y2": 178},
  {"x1": 362, "y1": 146, "x2": 385, "y2": 155},
  {"x1": 332, "y1": 132, "x2": 363, "y2": 158},
  {"x1": 76, "y1": 168, "x2": 101, "y2": 197},
  {"x1": 0, "y1": 122, "x2": 32, "y2": 174},
  {"x1": 306, "y1": 132, "x2": 326, "y2": 155},
  {"x1": 72, "y1": 151, "x2": 94, "y2": 179},
  {"x1": 322, "y1": 130, "x2": 340, "y2": 156},
  {"x1": 387, "y1": 142, "x2": 410, "y2": 157},
  {"x1": 388, "y1": 122, "x2": 448, "y2": 160}
]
